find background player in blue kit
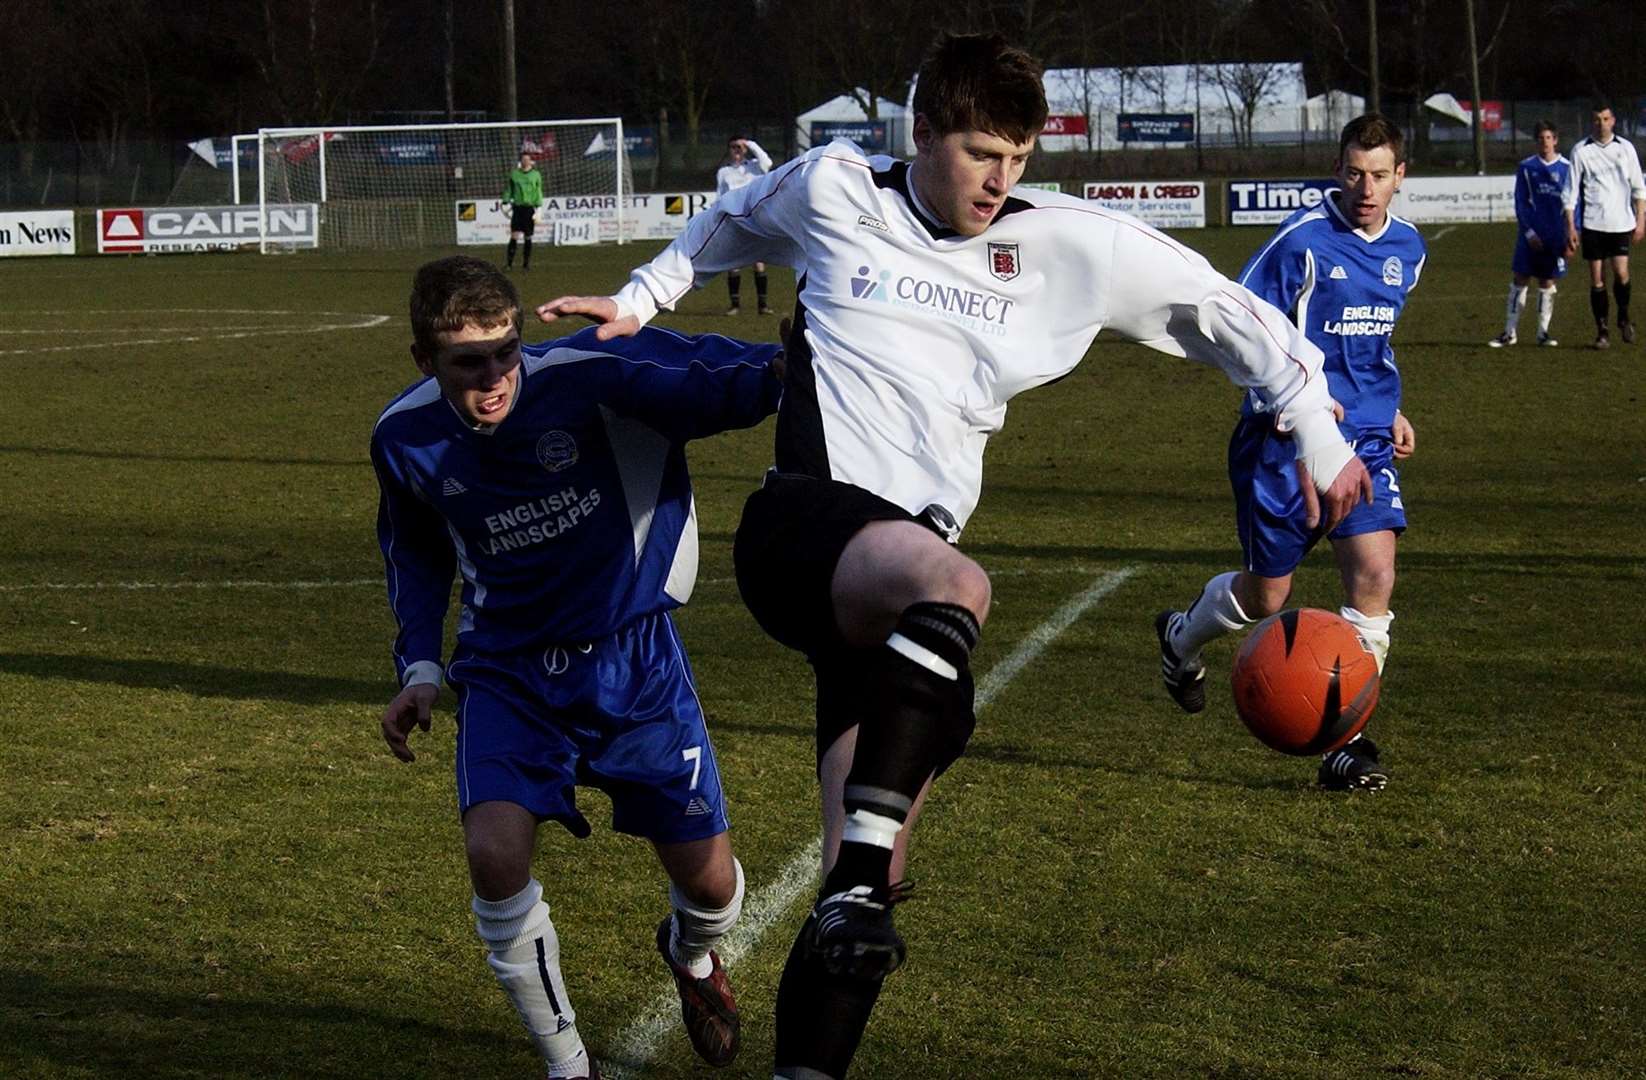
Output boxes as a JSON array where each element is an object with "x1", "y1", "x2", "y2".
[
  {"x1": 1158, "y1": 114, "x2": 1424, "y2": 791},
  {"x1": 1490, "y1": 121, "x2": 1574, "y2": 348},
  {"x1": 372, "y1": 256, "x2": 783, "y2": 1078}
]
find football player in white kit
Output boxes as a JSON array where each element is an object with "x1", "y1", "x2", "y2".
[
  {"x1": 717, "y1": 136, "x2": 776, "y2": 315},
  {"x1": 539, "y1": 32, "x2": 1370, "y2": 1079}
]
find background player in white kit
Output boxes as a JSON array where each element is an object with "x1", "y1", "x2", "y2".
[
  {"x1": 716, "y1": 136, "x2": 775, "y2": 315},
  {"x1": 1156, "y1": 115, "x2": 1426, "y2": 792},
  {"x1": 374, "y1": 256, "x2": 783, "y2": 1077},
  {"x1": 537, "y1": 33, "x2": 1370, "y2": 1079},
  {"x1": 1563, "y1": 104, "x2": 1646, "y2": 349},
  {"x1": 1489, "y1": 121, "x2": 1573, "y2": 348}
]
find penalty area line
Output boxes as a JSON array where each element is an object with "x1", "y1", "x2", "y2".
[{"x1": 602, "y1": 565, "x2": 1138, "y2": 1077}]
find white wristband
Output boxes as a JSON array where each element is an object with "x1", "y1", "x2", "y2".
[
  {"x1": 402, "y1": 660, "x2": 443, "y2": 689},
  {"x1": 1290, "y1": 407, "x2": 1356, "y2": 495}
]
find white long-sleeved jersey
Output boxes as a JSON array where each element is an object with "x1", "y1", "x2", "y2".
[
  {"x1": 616, "y1": 139, "x2": 1346, "y2": 531},
  {"x1": 1565, "y1": 134, "x2": 1646, "y2": 233},
  {"x1": 716, "y1": 140, "x2": 773, "y2": 197}
]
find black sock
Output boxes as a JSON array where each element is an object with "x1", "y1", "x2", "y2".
[
  {"x1": 727, "y1": 273, "x2": 742, "y2": 307},
  {"x1": 506, "y1": 238, "x2": 517, "y2": 267},
  {"x1": 756, "y1": 272, "x2": 769, "y2": 307},
  {"x1": 522, "y1": 237, "x2": 532, "y2": 269},
  {"x1": 773, "y1": 913, "x2": 884, "y2": 1079},
  {"x1": 1591, "y1": 286, "x2": 1609, "y2": 329},
  {"x1": 1615, "y1": 279, "x2": 1631, "y2": 324},
  {"x1": 822, "y1": 602, "x2": 980, "y2": 897}
]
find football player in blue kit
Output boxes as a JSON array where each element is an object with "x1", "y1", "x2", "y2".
[
  {"x1": 373, "y1": 256, "x2": 783, "y2": 1078},
  {"x1": 1490, "y1": 121, "x2": 1574, "y2": 347},
  {"x1": 1158, "y1": 114, "x2": 1425, "y2": 791}
]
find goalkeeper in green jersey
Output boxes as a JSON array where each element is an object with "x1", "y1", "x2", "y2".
[{"x1": 503, "y1": 150, "x2": 544, "y2": 270}]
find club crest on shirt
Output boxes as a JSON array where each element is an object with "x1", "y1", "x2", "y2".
[
  {"x1": 988, "y1": 242, "x2": 1020, "y2": 281},
  {"x1": 536, "y1": 430, "x2": 578, "y2": 472},
  {"x1": 1382, "y1": 256, "x2": 1403, "y2": 286}
]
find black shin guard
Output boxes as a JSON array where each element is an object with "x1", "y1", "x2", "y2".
[
  {"x1": 1615, "y1": 278, "x2": 1631, "y2": 324},
  {"x1": 1592, "y1": 286, "x2": 1609, "y2": 328},
  {"x1": 773, "y1": 913, "x2": 884, "y2": 1079},
  {"x1": 506, "y1": 238, "x2": 517, "y2": 267},
  {"x1": 755, "y1": 271, "x2": 770, "y2": 306},
  {"x1": 727, "y1": 272, "x2": 742, "y2": 306},
  {"x1": 522, "y1": 237, "x2": 532, "y2": 268},
  {"x1": 825, "y1": 603, "x2": 980, "y2": 894}
]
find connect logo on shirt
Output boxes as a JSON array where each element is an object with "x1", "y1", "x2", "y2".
[{"x1": 852, "y1": 265, "x2": 892, "y2": 300}]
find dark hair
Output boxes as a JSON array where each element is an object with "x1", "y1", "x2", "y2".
[
  {"x1": 912, "y1": 32, "x2": 1047, "y2": 143},
  {"x1": 409, "y1": 256, "x2": 521, "y2": 357},
  {"x1": 1339, "y1": 113, "x2": 1406, "y2": 166},
  {"x1": 1534, "y1": 120, "x2": 1558, "y2": 138},
  {"x1": 1591, "y1": 101, "x2": 1614, "y2": 116}
]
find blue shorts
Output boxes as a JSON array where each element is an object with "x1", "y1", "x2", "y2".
[
  {"x1": 444, "y1": 611, "x2": 730, "y2": 843},
  {"x1": 1512, "y1": 234, "x2": 1566, "y2": 280},
  {"x1": 1230, "y1": 416, "x2": 1407, "y2": 579}
]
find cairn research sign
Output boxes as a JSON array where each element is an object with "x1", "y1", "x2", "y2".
[{"x1": 97, "y1": 204, "x2": 319, "y2": 253}]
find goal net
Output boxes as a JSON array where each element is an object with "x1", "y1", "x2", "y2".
[{"x1": 255, "y1": 119, "x2": 630, "y2": 251}]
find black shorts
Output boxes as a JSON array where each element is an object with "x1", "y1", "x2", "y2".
[
  {"x1": 733, "y1": 471, "x2": 972, "y2": 774},
  {"x1": 733, "y1": 471, "x2": 918, "y2": 659},
  {"x1": 1581, "y1": 228, "x2": 1630, "y2": 260},
  {"x1": 510, "y1": 204, "x2": 537, "y2": 235}
]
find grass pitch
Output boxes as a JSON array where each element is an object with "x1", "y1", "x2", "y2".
[{"x1": 1, "y1": 225, "x2": 1643, "y2": 1079}]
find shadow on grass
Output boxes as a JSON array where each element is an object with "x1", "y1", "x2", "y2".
[
  {"x1": 0, "y1": 444, "x2": 364, "y2": 469},
  {"x1": 0, "y1": 653, "x2": 380, "y2": 706},
  {"x1": 0, "y1": 967, "x2": 500, "y2": 1079}
]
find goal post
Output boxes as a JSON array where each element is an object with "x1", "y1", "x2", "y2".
[{"x1": 255, "y1": 118, "x2": 630, "y2": 252}]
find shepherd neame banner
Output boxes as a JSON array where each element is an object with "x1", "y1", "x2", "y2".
[
  {"x1": 97, "y1": 204, "x2": 318, "y2": 253},
  {"x1": 0, "y1": 210, "x2": 75, "y2": 257},
  {"x1": 1083, "y1": 180, "x2": 1207, "y2": 229}
]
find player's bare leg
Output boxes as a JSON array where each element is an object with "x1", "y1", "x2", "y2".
[
  {"x1": 772, "y1": 521, "x2": 986, "y2": 1079},
  {"x1": 463, "y1": 800, "x2": 597, "y2": 1079},
  {"x1": 652, "y1": 833, "x2": 744, "y2": 1067},
  {"x1": 1320, "y1": 530, "x2": 1397, "y2": 790},
  {"x1": 1158, "y1": 569, "x2": 1290, "y2": 712}
]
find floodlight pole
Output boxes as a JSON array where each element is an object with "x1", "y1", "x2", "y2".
[
  {"x1": 501, "y1": 0, "x2": 519, "y2": 122},
  {"x1": 1464, "y1": 0, "x2": 1487, "y2": 175}
]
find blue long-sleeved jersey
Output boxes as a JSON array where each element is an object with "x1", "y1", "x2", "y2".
[
  {"x1": 371, "y1": 326, "x2": 781, "y2": 683},
  {"x1": 1515, "y1": 153, "x2": 1573, "y2": 246},
  {"x1": 1238, "y1": 193, "x2": 1426, "y2": 436}
]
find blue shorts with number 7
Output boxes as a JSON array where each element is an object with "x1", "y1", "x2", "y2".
[
  {"x1": 444, "y1": 611, "x2": 729, "y2": 844},
  {"x1": 1230, "y1": 416, "x2": 1407, "y2": 579}
]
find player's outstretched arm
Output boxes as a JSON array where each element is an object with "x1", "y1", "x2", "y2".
[
  {"x1": 536, "y1": 295, "x2": 641, "y2": 340},
  {"x1": 381, "y1": 682, "x2": 438, "y2": 763}
]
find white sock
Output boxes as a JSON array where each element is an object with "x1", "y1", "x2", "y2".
[
  {"x1": 1504, "y1": 283, "x2": 1527, "y2": 335},
  {"x1": 1170, "y1": 571, "x2": 1255, "y2": 660},
  {"x1": 473, "y1": 880, "x2": 585, "y2": 1070},
  {"x1": 668, "y1": 857, "x2": 745, "y2": 979},
  {"x1": 1537, "y1": 285, "x2": 1557, "y2": 336},
  {"x1": 1340, "y1": 605, "x2": 1393, "y2": 675}
]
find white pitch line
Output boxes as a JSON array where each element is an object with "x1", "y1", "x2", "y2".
[
  {"x1": 603, "y1": 565, "x2": 1137, "y2": 1077},
  {"x1": 0, "y1": 578, "x2": 380, "y2": 594},
  {"x1": 1430, "y1": 225, "x2": 1458, "y2": 242},
  {"x1": 0, "y1": 311, "x2": 391, "y2": 356},
  {"x1": 0, "y1": 565, "x2": 1109, "y2": 597}
]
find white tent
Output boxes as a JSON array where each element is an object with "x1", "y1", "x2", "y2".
[{"x1": 795, "y1": 91, "x2": 911, "y2": 153}]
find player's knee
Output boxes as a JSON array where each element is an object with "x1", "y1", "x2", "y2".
[
  {"x1": 465, "y1": 832, "x2": 532, "y2": 899},
  {"x1": 1346, "y1": 562, "x2": 1396, "y2": 607},
  {"x1": 1236, "y1": 573, "x2": 1291, "y2": 619}
]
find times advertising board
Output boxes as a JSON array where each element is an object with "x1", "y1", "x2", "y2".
[
  {"x1": 98, "y1": 204, "x2": 318, "y2": 252},
  {"x1": 1082, "y1": 180, "x2": 1207, "y2": 229},
  {"x1": 1225, "y1": 179, "x2": 1337, "y2": 225},
  {"x1": 454, "y1": 192, "x2": 717, "y2": 246},
  {"x1": 0, "y1": 210, "x2": 75, "y2": 257}
]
